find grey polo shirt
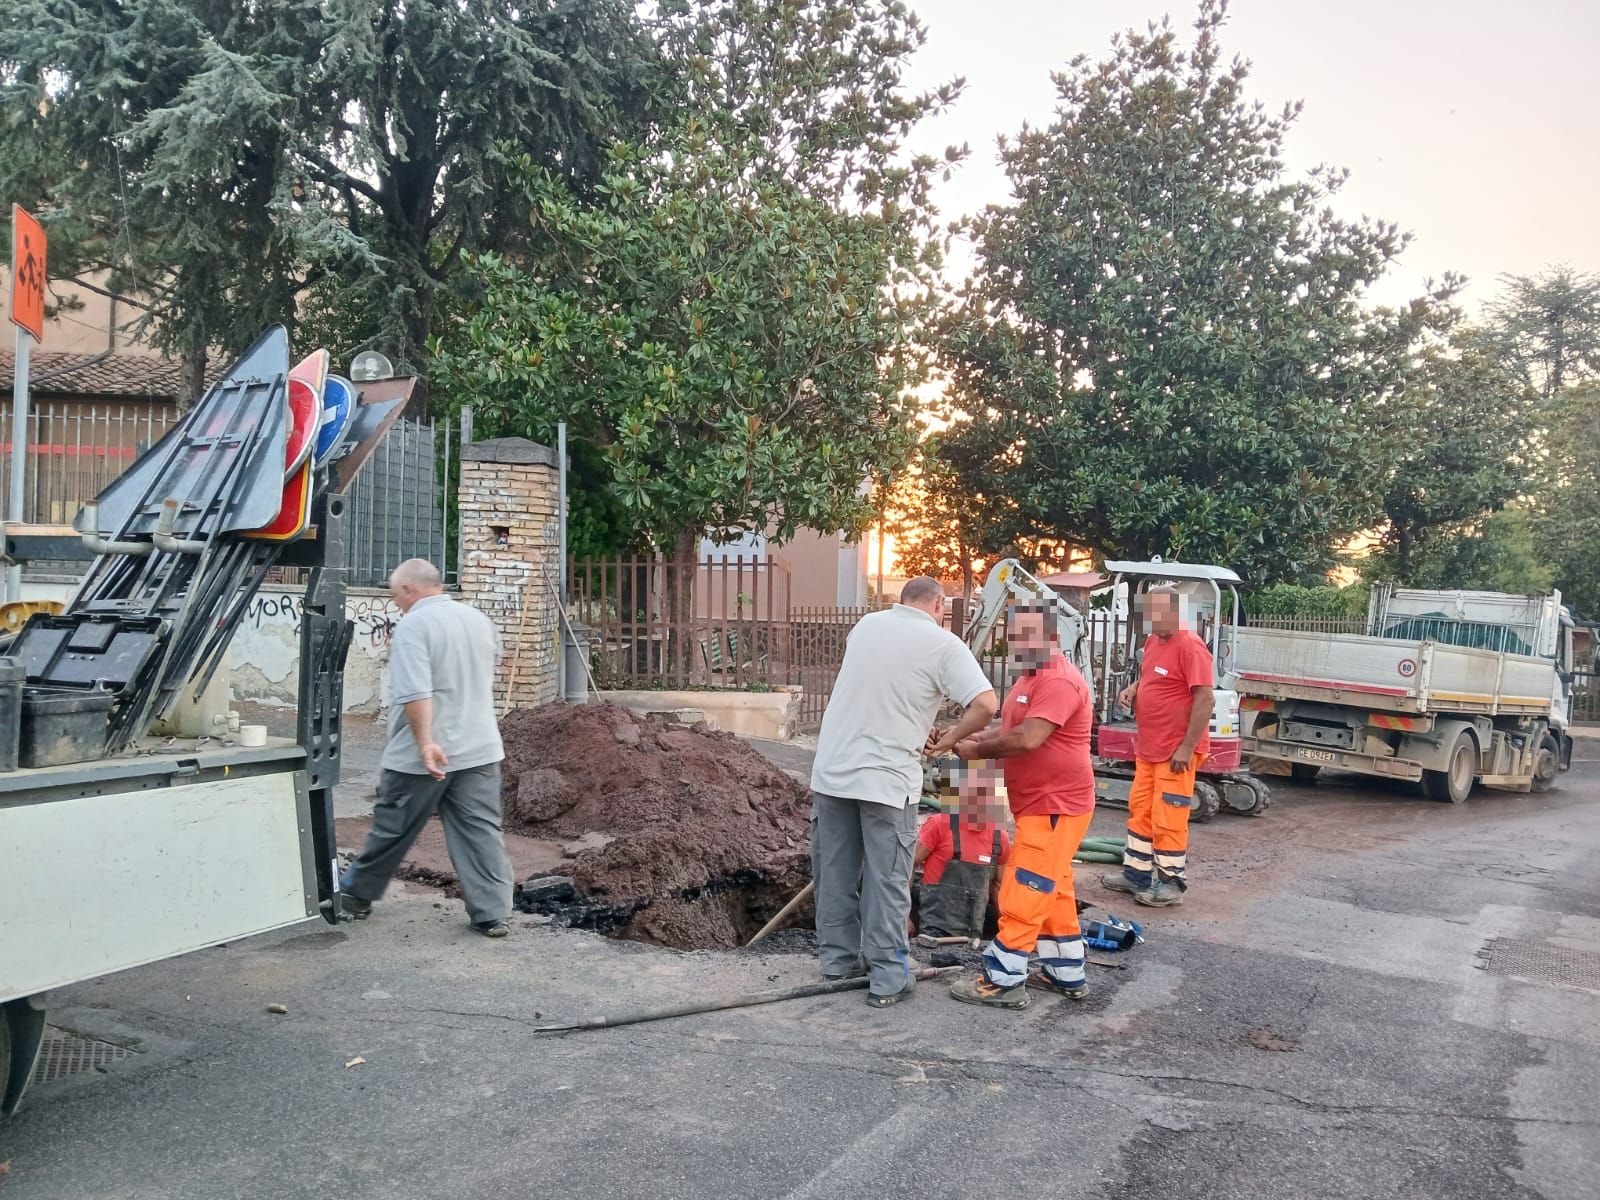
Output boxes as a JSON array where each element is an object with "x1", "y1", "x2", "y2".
[
  {"x1": 383, "y1": 593, "x2": 505, "y2": 774},
  {"x1": 810, "y1": 604, "x2": 994, "y2": 807}
]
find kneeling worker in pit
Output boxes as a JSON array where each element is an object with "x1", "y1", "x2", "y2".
[
  {"x1": 947, "y1": 602, "x2": 1096, "y2": 1010},
  {"x1": 914, "y1": 761, "x2": 1011, "y2": 941}
]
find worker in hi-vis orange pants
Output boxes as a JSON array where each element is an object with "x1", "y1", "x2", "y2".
[
  {"x1": 1104, "y1": 586, "x2": 1215, "y2": 908},
  {"x1": 941, "y1": 602, "x2": 1097, "y2": 1010}
]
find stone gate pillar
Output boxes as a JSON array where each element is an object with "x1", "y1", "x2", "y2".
[{"x1": 456, "y1": 437, "x2": 560, "y2": 712}]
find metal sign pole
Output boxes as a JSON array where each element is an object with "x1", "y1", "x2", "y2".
[{"x1": 5, "y1": 325, "x2": 28, "y2": 602}]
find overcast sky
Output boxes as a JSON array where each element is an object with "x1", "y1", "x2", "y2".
[{"x1": 901, "y1": 0, "x2": 1599, "y2": 315}]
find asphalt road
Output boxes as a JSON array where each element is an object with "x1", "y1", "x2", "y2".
[{"x1": 5, "y1": 754, "x2": 1599, "y2": 1200}]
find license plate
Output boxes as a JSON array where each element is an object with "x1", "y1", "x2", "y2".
[{"x1": 1297, "y1": 747, "x2": 1337, "y2": 763}]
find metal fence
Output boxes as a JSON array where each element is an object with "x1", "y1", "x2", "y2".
[
  {"x1": 2, "y1": 397, "x2": 461, "y2": 588},
  {"x1": 571, "y1": 555, "x2": 796, "y2": 692},
  {"x1": 0, "y1": 399, "x2": 181, "y2": 526},
  {"x1": 342, "y1": 414, "x2": 461, "y2": 587},
  {"x1": 1570, "y1": 671, "x2": 1600, "y2": 724}
]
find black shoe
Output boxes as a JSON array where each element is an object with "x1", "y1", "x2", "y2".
[
  {"x1": 824, "y1": 956, "x2": 869, "y2": 982},
  {"x1": 473, "y1": 918, "x2": 510, "y2": 938},
  {"x1": 865, "y1": 976, "x2": 916, "y2": 1008},
  {"x1": 340, "y1": 895, "x2": 372, "y2": 921}
]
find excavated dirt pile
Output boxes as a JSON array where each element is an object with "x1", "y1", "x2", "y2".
[{"x1": 500, "y1": 702, "x2": 812, "y2": 949}]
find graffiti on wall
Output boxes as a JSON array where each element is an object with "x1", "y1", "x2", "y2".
[{"x1": 244, "y1": 591, "x2": 399, "y2": 650}]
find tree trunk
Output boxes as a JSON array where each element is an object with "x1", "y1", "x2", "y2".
[
  {"x1": 179, "y1": 346, "x2": 209, "y2": 411},
  {"x1": 1396, "y1": 523, "x2": 1413, "y2": 583},
  {"x1": 664, "y1": 527, "x2": 699, "y2": 685}
]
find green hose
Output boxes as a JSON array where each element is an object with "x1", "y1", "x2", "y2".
[{"x1": 1074, "y1": 834, "x2": 1127, "y2": 865}]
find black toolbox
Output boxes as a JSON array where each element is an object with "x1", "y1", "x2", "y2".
[{"x1": 18, "y1": 687, "x2": 115, "y2": 768}]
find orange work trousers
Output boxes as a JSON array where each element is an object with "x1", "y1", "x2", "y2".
[
  {"x1": 1121, "y1": 752, "x2": 1203, "y2": 890},
  {"x1": 983, "y1": 811, "x2": 1093, "y2": 988}
]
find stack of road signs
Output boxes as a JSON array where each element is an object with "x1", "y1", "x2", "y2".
[{"x1": 8, "y1": 327, "x2": 403, "y2": 756}]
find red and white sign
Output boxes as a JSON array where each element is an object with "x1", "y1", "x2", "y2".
[{"x1": 10, "y1": 204, "x2": 46, "y2": 341}]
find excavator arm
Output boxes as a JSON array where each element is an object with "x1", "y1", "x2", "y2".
[{"x1": 963, "y1": 559, "x2": 1092, "y2": 682}]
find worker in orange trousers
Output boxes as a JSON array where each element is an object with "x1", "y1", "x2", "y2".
[
  {"x1": 1104, "y1": 586, "x2": 1215, "y2": 907},
  {"x1": 943, "y1": 602, "x2": 1096, "y2": 1009}
]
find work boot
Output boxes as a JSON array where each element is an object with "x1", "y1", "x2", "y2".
[
  {"x1": 865, "y1": 975, "x2": 916, "y2": 1009},
  {"x1": 949, "y1": 974, "x2": 1030, "y2": 1010},
  {"x1": 1134, "y1": 880, "x2": 1185, "y2": 908},
  {"x1": 1100, "y1": 872, "x2": 1142, "y2": 895},
  {"x1": 340, "y1": 895, "x2": 373, "y2": 921},
  {"x1": 824, "y1": 956, "x2": 869, "y2": 982},
  {"x1": 1027, "y1": 971, "x2": 1088, "y2": 1001},
  {"x1": 472, "y1": 918, "x2": 511, "y2": 938}
]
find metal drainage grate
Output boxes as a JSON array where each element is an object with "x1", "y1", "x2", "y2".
[
  {"x1": 1479, "y1": 938, "x2": 1600, "y2": 991},
  {"x1": 28, "y1": 1028, "x2": 136, "y2": 1084}
]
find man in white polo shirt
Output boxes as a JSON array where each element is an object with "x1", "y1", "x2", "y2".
[
  {"x1": 341, "y1": 558, "x2": 514, "y2": 937},
  {"x1": 810, "y1": 576, "x2": 998, "y2": 1007}
]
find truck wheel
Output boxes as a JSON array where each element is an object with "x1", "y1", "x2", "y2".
[
  {"x1": 1530, "y1": 733, "x2": 1561, "y2": 793},
  {"x1": 1421, "y1": 733, "x2": 1476, "y2": 804},
  {"x1": 1290, "y1": 763, "x2": 1321, "y2": 783},
  {"x1": 1192, "y1": 780, "x2": 1222, "y2": 822}
]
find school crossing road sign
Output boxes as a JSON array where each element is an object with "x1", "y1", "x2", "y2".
[{"x1": 10, "y1": 203, "x2": 46, "y2": 341}]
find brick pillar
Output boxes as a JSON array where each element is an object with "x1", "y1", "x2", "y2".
[{"x1": 456, "y1": 437, "x2": 561, "y2": 712}]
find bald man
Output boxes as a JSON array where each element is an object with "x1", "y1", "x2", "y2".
[{"x1": 340, "y1": 558, "x2": 514, "y2": 936}]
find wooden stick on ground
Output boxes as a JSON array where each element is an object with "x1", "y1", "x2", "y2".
[
  {"x1": 533, "y1": 965, "x2": 958, "y2": 1034},
  {"x1": 744, "y1": 881, "x2": 815, "y2": 947}
]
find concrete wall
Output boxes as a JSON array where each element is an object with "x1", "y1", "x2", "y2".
[
  {"x1": 601, "y1": 687, "x2": 802, "y2": 741},
  {"x1": 229, "y1": 586, "x2": 400, "y2": 712}
]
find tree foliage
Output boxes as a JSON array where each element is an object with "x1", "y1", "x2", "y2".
[
  {"x1": 1384, "y1": 505, "x2": 1554, "y2": 595},
  {"x1": 1529, "y1": 385, "x2": 1600, "y2": 616},
  {"x1": 430, "y1": 0, "x2": 956, "y2": 562},
  {"x1": 1487, "y1": 266, "x2": 1600, "y2": 400},
  {"x1": 1376, "y1": 329, "x2": 1535, "y2": 580},
  {"x1": 1246, "y1": 582, "x2": 1368, "y2": 620},
  {"x1": 928, "y1": 1, "x2": 1448, "y2": 584},
  {"x1": 0, "y1": 0, "x2": 657, "y2": 386}
]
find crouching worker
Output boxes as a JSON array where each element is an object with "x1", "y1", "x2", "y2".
[
  {"x1": 914, "y1": 761, "x2": 1011, "y2": 941},
  {"x1": 949, "y1": 603, "x2": 1095, "y2": 1010}
]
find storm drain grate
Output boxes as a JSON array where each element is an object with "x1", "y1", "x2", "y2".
[
  {"x1": 28, "y1": 1028, "x2": 136, "y2": 1084},
  {"x1": 1479, "y1": 938, "x2": 1600, "y2": 991}
]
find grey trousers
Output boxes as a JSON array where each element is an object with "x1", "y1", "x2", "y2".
[
  {"x1": 344, "y1": 763, "x2": 514, "y2": 924},
  {"x1": 810, "y1": 792, "x2": 918, "y2": 997}
]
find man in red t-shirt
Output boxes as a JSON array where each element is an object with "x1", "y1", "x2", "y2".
[
  {"x1": 913, "y1": 762, "x2": 1011, "y2": 939},
  {"x1": 1103, "y1": 586, "x2": 1215, "y2": 908},
  {"x1": 944, "y1": 603, "x2": 1096, "y2": 1010}
]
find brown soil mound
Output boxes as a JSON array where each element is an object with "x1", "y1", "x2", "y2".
[{"x1": 499, "y1": 702, "x2": 812, "y2": 948}]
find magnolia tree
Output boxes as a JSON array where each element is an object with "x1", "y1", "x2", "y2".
[
  {"x1": 431, "y1": 1, "x2": 959, "y2": 604},
  {"x1": 928, "y1": 1, "x2": 1450, "y2": 583}
]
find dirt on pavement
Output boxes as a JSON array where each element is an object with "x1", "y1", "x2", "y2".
[
  {"x1": 335, "y1": 702, "x2": 815, "y2": 949},
  {"x1": 499, "y1": 702, "x2": 812, "y2": 948}
]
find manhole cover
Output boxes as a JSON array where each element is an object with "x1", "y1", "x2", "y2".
[
  {"x1": 1479, "y1": 938, "x2": 1600, "y2": 991},
  {"x1": 28, "y1": 1028, "x2": 136, "y2": 1084}
]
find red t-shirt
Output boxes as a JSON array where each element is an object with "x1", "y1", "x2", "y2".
[
  {"x1": 918, "y1": 815, "x2": 1011, "y2": 885},
  {"x1": 1000, "y1": 655, "x2": 1095, "y2": 817},
  {"x1": 1134, "y1": 629, "x2": 1215, "y2": 761}
]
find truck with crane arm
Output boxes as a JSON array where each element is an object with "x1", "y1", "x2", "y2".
[{"x1": 0, "y1": 329, "x2": 412, "y2": 1117}]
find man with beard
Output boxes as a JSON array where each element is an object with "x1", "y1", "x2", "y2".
[{"x1": 947, "y1": 603, "x2": 1095, "y2": 1010}]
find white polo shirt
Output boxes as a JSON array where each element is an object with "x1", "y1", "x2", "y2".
[
  {"x1": 383, "y1": 593, "x2": 505, "y2": 774},
  {"x1": 810, "y1": 604, "x2": 994, "y2": 807}
]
